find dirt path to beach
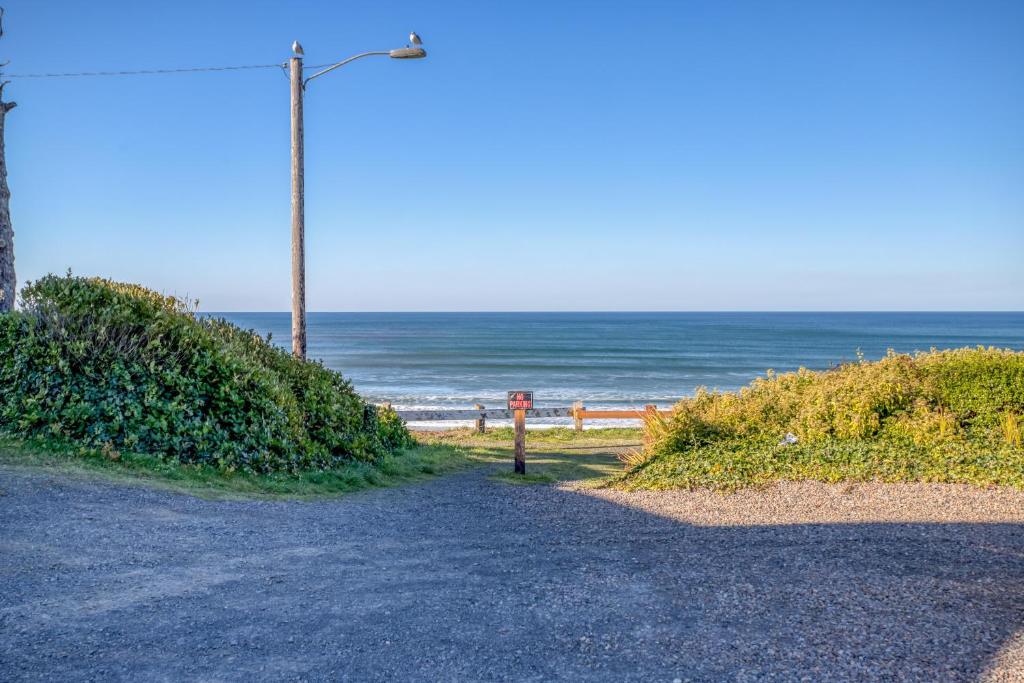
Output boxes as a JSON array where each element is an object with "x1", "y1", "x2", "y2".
[{"x1": 1, "y1": 462, "x2": 1022, "y2": 682}]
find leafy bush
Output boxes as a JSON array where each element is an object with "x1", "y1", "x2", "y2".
[
  {"x1": 0, "y1": 273, "x2": 413, "y2": 473},
  {"x1": 624, "y1": 348, "x2": 1024, "y2": 490}
]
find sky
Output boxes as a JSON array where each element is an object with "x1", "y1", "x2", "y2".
[{"x1": 2, "y1": 0, "x2": 1022, "y2": 311}]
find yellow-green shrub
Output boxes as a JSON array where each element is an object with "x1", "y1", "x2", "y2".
[
  {"x1": 653, "y1": 348, "x2": 1023, "y2": 449},
  {"x1": 634, "y1": 347, "x2": 1024, "y2": 489}
]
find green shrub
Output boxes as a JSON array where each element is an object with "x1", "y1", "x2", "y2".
[
  {"x1": 626, "y1": 347, "x2": 1024, "y2": 490},
  {"x1": 0, "y1": 273, "x2": 413, "y2": 473},
  {"x1": 917, "y1": 347, "x2": 1024, "y2": 428}
]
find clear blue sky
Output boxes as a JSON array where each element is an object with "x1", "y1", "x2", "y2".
[{"x1": 4, "y1": 0, "x2": 1022, "y2": 311}]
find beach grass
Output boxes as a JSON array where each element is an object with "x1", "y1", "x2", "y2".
[{"x1": 0, "y1": 434, "x2": 482, "y2": 501}]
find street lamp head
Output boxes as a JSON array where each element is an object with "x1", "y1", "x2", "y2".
[{"x1": 389, "y1": 46, "x2": 427, "y2": 59}]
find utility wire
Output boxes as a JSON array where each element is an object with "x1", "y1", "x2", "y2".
[
  {"x1": 4, "y1": 63, "x2": 286, "y2": 78},
  {"x1": 4, "y1": 61, "x2": 345, "y2": 79}
]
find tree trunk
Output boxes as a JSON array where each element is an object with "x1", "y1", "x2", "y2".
[{"x1": 0, "y1": 85, "x2": 15, "y2": 312}]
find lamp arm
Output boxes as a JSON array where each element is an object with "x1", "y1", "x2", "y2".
[{"x1": 303, "y1": 51, "x2": 391, "y2": 87}]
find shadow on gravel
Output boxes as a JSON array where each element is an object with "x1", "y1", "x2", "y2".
[
  {"x1": 0, "y1": 468, "x2": 1022, "y2": 681},
  {"x1": 536, "y1": 486, "x2": 1024, "y2": 681}
]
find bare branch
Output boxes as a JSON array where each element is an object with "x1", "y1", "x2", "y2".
[{"x1": 0, "y1": 80, "x2": 13, "y2": 109}]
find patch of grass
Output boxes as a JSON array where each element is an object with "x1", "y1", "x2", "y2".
[
  {"x1": 418, "y1": 427, "x2": 641, "y2": 449},
  {"x1": 1003, "y1": 412, "x2": 1022, "y2": 448},
  {"x1": 622, "y1": 347, "x2": 1024, "y2": 491},
  {"x1": 415, "y1": 429, "x2": 630, "y2": 487},
  {"x1": 488, "y1": 450, "x2": 624, "y2": 487},
  {"x1": 0, "y1": 434, "x2": 480, "y2": 500}
]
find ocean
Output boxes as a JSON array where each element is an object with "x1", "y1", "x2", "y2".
[{"x1": 214, "y1": 312, "x2": 1024, "y2": 427}]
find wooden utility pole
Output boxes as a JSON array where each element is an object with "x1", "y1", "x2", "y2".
[
  {"x1": 289, "y1": 54, "x2": 306, "y2": 358},
  {"x1": 283, "y1": 39, "x2": 424, "y2": 358},
  {"x1": 0, "y1": 8, "x2": 15, "y2": 313}
]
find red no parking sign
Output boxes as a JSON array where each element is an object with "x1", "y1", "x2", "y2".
[{"x1": 507, "y1": 391, "x2": 534, "y2": 410}]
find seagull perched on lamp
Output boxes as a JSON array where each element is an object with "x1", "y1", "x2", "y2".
[
  {"x1": 409, "y1": 32, "x2": 422, "y2": 46},
  {"x1": 292, "y1": 41, "x2": 304, "y2": 56}
]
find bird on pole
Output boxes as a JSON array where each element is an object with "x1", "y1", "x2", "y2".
[
  {"x1": 409, "y1": 32, "x2": 422, "y2": 46},
  {"x1": 292, "y1": 41, "x2": 304, "y2": 56}
]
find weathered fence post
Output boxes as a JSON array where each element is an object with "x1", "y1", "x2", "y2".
[
  {"x1": 474, "y1": 404, "x2": 485, "y2": 434},
  {"x1": 573, "y1": 401, "x2": 584, "y2": 432}
]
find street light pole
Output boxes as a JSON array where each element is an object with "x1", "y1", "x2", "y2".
[
  {"x1": 287, "y1": 37, "x2": 426, "y2": 360},
  {"x1": 289, "y1": 55, "x2": 306, "y2": 358}
]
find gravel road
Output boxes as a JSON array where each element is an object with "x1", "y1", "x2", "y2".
[{"x1": 1, "y1": 463, "x2": 1022, "y2": 682}]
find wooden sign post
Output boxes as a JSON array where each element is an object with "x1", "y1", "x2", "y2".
[
  {"x1": 507, "y1": 391, "x2": 533, "y2": 474},
  {"x1": 513, "y1": 410, "x2": 526, "y2": 474}
]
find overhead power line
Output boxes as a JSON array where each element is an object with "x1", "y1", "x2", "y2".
[
  {"x1": 4, "y1": 62, "x2": 287, "y2": 79},
  {"x1": 3, "y1": 61, "x2": 353, "y2": 80}
]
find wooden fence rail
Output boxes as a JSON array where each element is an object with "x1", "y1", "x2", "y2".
[
  {"x1": 393, "y1": 407, "x2": 575, "y2": 422},
  {"x1": 389, "y1": 403, "x2": 673, "y2": 433}
]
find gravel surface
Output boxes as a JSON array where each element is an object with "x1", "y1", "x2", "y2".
[{"x1": 1, "y1": 464, "x2": 1022, "y2": 682}]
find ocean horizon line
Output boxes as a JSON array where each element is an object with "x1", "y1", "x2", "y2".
[{"x1": 203, "y1": 310, "x2": 1024, "y2": 315}]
